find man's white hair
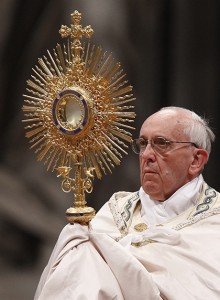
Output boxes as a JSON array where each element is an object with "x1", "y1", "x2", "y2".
[{"x1": 159, "y1": 106, "x2": 215, "y2": 154}]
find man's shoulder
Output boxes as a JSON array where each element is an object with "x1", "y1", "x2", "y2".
[
  {"x1": 92, "y1": 191, "x2": 139, "y2": 233},
  {"x1": 107, "y1": 191, "x2": 139, "y2": 233},
  {"x1": 193, "y1": 182, "x2": 220, "y2": 215},
  {"x1": 171, "y1": 182, "x2": 220, "y2": 230},
  {"x1": 109, "y1": 191, "x2": 139, "y2": 205},
  {"x1": 108, "y1": 191, "x2": 139, "y2": 214}
]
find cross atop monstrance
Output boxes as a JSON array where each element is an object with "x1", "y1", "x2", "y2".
[{"x1": 59, "y1": 10, "x2": 94, "y2": 58}]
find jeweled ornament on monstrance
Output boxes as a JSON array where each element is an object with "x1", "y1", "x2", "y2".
[{"x1": 22, "y1": 10, "x2": 136, "y2": 224}]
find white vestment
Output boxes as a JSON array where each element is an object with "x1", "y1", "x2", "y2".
[{"x1": 35, "y1": 179, "x2": 220, "y2": 300}]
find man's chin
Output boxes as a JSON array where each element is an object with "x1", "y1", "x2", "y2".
[{"x1": 142, "y1": 183, "x2": 165, "y2": 201}]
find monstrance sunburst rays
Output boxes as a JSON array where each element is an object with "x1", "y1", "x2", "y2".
[{"x1": 22, "y1": 10, "x2": 136, "y2": 224}]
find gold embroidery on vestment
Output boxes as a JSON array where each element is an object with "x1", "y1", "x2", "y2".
[{"x1": 134, "y1": 223, "x2": 148, "y2": 232}]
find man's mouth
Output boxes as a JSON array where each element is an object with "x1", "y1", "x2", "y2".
[{"x1": 144, "y1": 167, "x2": 156, "y2": 174}]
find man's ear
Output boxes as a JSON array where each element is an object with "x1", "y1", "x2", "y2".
[{"x1": 189, "y1": 149, "x2": 209, "y2": 175}]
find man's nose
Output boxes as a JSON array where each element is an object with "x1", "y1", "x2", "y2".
[{"x1": 141, "y1": 142, "x2": 156, "y2": 158}]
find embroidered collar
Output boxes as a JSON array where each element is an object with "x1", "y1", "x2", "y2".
[{"x1": 139, "y1": 175, "x2": 204, "y2": 226}]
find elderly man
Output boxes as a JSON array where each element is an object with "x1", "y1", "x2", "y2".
[
  {"x1": 93, "y1": 106, "x2": 214, "y2": 230},
  {"x1": 35, "y1": 107, "x2": 220, "y2": 300}
]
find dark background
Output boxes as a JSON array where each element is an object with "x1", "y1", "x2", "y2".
[{"x1": 1, "y1": 0, "x2": 220, "y2": 299}]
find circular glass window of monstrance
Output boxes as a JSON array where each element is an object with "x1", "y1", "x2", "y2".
[{"x1": 52, "y1": 89, "x2": 89, "y2": 135}]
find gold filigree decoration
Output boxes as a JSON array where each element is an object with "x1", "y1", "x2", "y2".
[{"x1": 22, "y1": 11, "x2": 136, "y2": 224}]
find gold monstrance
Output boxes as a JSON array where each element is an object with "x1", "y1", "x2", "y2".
[{"x1": 22, "y1": 11, "x2": 136, "y2": 224}]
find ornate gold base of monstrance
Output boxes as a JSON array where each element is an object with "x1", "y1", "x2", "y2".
[{"x1": 22, "y1": 11, "x2": 136, "y2": 224}]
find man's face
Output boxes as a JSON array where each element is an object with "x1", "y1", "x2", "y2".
[{"x1": 139, "y1": 110, "x2": 199, "y2": 201}]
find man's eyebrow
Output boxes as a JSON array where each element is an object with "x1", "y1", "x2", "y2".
[{"x1": 139, "y1": 135, "x2": 165, "y2": 139}]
